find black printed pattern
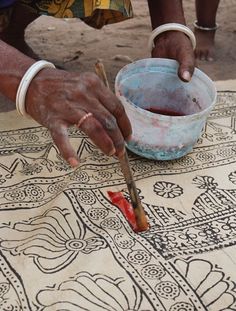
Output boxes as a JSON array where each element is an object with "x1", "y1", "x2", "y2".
[{"x1": 0, "y1": 92, "x2": 235, "y2": 310}]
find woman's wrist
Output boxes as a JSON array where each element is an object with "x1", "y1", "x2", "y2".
[
  {"x1": 0, "y1": 40, "x2": 35, "y2": 102},
  {"x1": 147, "y1": 0, "x2": 186, "y2": 29}
]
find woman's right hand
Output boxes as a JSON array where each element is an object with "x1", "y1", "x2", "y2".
[{"x1": 25, "y1": 68, "x2": 132, "y2": 167}]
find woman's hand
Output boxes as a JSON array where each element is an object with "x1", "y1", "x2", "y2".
[
  {"x1": 25, "y1": 68, "x2": 132, "y2": 167},
  {"x1": 152, "y1": 31, "x2": 195, "y2": 82},
  {"x1": 147, "y1": 0, "x2": 196, "y2": 82}
]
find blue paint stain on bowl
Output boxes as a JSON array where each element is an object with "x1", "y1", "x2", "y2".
[{"x1": 115, "y1": 58, "x2": 217, "y2": 160}]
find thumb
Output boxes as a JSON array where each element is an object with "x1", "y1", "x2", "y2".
[{"x1": 177, "y1": 49, "x2": 196, "y2": 82}]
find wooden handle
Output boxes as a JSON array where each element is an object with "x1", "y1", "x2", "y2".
[
  {"x1": 95, "y1": 60, "x2": 149, "y2": 232},
  {"x1": 95, "y1": 61, "x2": 110, "y2": 89},
  {"x1": 119, "y1": 151, "x2": 149, "y2": 231}
]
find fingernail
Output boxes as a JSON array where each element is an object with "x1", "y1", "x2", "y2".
[
  {"x1": 182, "y1": 71, "x2": 191, "y2": 82},
  {"x1": 68, "y1": 157, "x2": 79, "y2": 167},
  {"x1": 108, "y1": 148, "x2": 116, "y2": 156},
  {"x1": 208, "y1": 57, "x2": 214, "y2": 62}
]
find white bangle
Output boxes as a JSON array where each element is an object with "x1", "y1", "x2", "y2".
[
  {"x1": 148, "y1": 23, "x2": 196, "y2": 53},
  {"x1": 193, "y1": 20, "x2": 219, "y2": 31},
  {"x1": 16, "y1": 60, "x2": 56, "y2": 117}
]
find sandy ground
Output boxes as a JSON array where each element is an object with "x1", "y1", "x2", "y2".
[
  {"x1": 0, "y1": 0, "x2": 235, "y2": 112},
  {"x1": 25, "y1": 0, "x2": 236, "y2": 85}
]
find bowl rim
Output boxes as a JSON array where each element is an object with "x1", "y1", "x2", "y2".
[{"x1": 115, "y1": 58, "x2": 217, "y2": 120}]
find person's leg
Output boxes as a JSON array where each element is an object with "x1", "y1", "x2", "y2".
[
  {"x1": 0, "y1": 2, "x2": 39, "y2": 58},
  {"x1": 194, "y1": 0, "x2": 220, "y2": 61}
]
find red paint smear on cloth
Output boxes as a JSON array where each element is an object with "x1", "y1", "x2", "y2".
[{"x1": 107, "y1": 191, "x2": 138, "y2": 232}]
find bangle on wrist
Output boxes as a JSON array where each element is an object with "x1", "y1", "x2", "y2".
[
  {"x1": 193, "y1": 20, "x2": 219, "y2": 31},
  {"x1": 15, "y1": 60, "x2": 56, "y2": 117},
  {"x1": 148, "y1": 23, "x2": 196, "y2": 53}
]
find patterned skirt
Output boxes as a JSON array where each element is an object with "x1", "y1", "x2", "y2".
[{"x1": 0, "y1": 0, "x2": 133, "y2": 29}]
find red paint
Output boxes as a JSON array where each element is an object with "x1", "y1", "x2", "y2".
[
  {"x1": 107, "y1": 191, "x2": 138, "y2": 232},
  {"x1": 146, "y1": 107, "x2": 184, "y2": 116}
]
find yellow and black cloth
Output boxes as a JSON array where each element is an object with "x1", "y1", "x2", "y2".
[{"x1": 0, "y1": 0, "x2": 133, "y2": 29}]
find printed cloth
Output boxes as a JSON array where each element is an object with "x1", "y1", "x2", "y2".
[
  {"x1": 0, "y1": 89, "x2": 235, "y2": 310},
  {"x1": 0, "y1": 0, "x2": 133, "y2": 28}
]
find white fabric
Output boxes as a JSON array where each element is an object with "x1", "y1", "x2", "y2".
[{"x1": 0, "y1": 80, "x2": 235, "y2": 310}]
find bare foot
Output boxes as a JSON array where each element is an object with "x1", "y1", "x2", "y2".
[{"x1": 194, "y1": 28, "x2": 216, "y2": 61}]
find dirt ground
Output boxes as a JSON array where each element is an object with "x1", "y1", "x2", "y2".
[{"x1": 25, "y1": 0, "x2": 236, "y2": 87}]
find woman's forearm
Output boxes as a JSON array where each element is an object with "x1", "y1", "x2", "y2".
[
  {"x1": 147, "y1": 0, "x2": 186, "y2": 29},
  {"x1": 0, "y1": 40, "x2": 34, "y2": 102}
]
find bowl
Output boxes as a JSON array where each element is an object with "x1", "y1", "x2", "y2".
[{"x1": 115, "y1": 58, "x2": 217, "y2": 160}]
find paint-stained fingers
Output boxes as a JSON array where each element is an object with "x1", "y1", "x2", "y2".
[
  {"x1": 50, "y1": 121, "x2": 79, "y2": 167},
  {"x1": 98, "y1": 89, "x2": 132, "y2": 141},
  {"x1": 78, "y1": 114, "x2": 119, "y2": 156},
  {"x1": 96, "y1": 112, "x2": 126, "y2": 157},
  {"x1": 73, "y1": 98, "x2": 127, "y2": 157}
]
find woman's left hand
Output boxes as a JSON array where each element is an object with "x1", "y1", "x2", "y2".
[{"x1": 152, "y1": 31, "x2": 195, "y2": 82}]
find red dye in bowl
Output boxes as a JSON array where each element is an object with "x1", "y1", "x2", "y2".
[{"x1": 146, "y1": 107, "x2": 185, "y2": 116}]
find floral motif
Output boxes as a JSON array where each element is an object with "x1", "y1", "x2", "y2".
[
  {"x1": 4, "y1": 189, "x2": 26, "y2": 201},
  {"x1": 76, "y1": 190, "x2": 96, "y2": 205},
  {"x1": 155, "y1": 281, "x2": 180, "y2": 299},
  {"x1": 175, "y1": 258, "x2": 236, "y2": 310},
  {"x1": 229, "y1": 171, "x2": 236, "y2": 185},
  {"x1": 154, "y1": 181, "x2": 183, "y2": 198},
  {"x1": 141, "y1": 264, "x2": 166, "y2": 280},
  {"x1": 193, "y1": 176, "x2": 218, "y2": 190},
  {"x1": 87, "y1": 208, "x2": 108, "y2": 220},
  {"x1": 100, "y1": 217, "x2": 122, "y2": 230},
  {"x1": 36, "y1": 272, "x2": 144, "y2": 310},
  {"x1": 114, "y1": 233, "x2": 135, "y2": 249},
  {"x1": 4, "y1": 185, "x2": 45, "y2": 203},
  {"x1": 47, "y1": 181, "x2": 67, "y2": 194},
  {"x1": 25, "y1": 185, "x2": 45, "y2": 201},
  {"x1": 127, "y1": 250, "x2": 151, "y2": 265},
  {"x1": 70, "y1": 170, "x2": 89, "y2": 182},
  {"x1": 0, "y1": 207, "x2": 106, "y2": 273}
]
